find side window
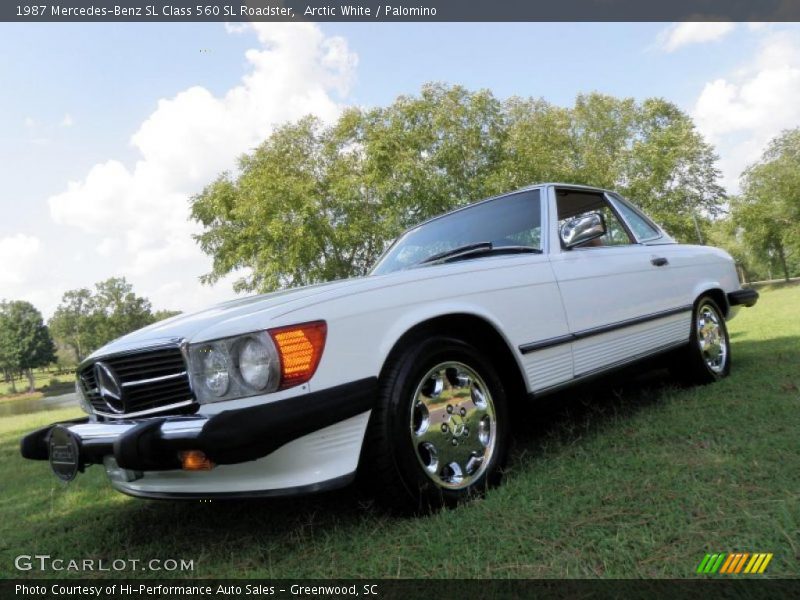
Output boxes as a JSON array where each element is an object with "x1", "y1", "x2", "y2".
[
  {"x1": 612, "y1": 197, "x2": 661, "y2": 241},
  {"x1": 556, "y1": 190, "x2": 633, "y2": 248}
]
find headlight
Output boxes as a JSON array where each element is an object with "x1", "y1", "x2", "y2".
[
  {"x1": 187, "y1": 322, "x2": 326, "y2": 404},
  {"x1": 75, "y1": 379, "x2": 94, "y2": 415},
  {"x1": 237, "y1": 337, "x2": 274, "y2": 390},
  {"x1": 200, "y1": 345, "x2": 230, "y2": 397},
  {"x1": 188, "y1": 331, "x2": 280, "y2": 404}
]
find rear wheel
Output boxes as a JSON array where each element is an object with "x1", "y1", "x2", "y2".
[
  {"x1": 360, "y1": 336, "x2": 509, "y2": 512},
  {"x1": 673, "y1": 296, "x2": 731, "y2": 385}
]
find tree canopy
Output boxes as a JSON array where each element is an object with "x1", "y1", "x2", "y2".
[
  {"x1": 0, "y1": 300, "x2": 56, "y2": 392},
  {"x1": 49, "y1": 277, "x2": 175, "y2": 363},
  {"x1": 731, "y1": 128, "x2": 800, "y2": 282},
  {"x1": 191, "y1": 84, "x2": 725, "y2": 294}
]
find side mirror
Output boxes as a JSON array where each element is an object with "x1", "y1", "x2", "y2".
[{"x1": 560, "y1": 212, "x2": 607, "y2": 249}]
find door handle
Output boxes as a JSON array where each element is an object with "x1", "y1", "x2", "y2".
[{"x1": 651, "y1": 257, "x2": 669, "y2": 267}]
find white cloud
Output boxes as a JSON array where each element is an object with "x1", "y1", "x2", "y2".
[
  {"x1": 0, "y1": 234, "x2": 41, "y2": 287},
  {"x1": 658, "y1": 22, "x2": 736, "y2": 52},
  {"x1": 47, "y1": 23, "x2": 357, "y2": 315},
  {"x1": 23, "y1": 116, "x2": 36, "y2": 128},
  {"x1": 224, "y1": 22, "x2": 248, "y2": 35},
  {"x1": 96, "y1": 237, "x2": 120, "y2": 257},
  {"x1": 61, "y1": 113, "x2": 74, "y2": 127},
  {"x1": 693, "y1": 30, "x2": 800, "y2": 191}
]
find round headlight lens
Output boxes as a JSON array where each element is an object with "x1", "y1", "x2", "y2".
[
  {"x1": 201, "y1": 345, "x2": 230, "y2": 397},
  {"x1": 238, "y1": 338, "x2": 273, "y2": 390}
]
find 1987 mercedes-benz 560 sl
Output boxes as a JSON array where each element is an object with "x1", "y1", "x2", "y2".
[{"x1": 21, "y1": 183, "x2": 758, "y2": 509}]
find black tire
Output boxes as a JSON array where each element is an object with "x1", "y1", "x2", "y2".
[
  {"x1": 672, "y1": 296, "x2": 731, "y2": 385},
  {"x1": 359, "y1": 335, "x2": 510, "y2": 513}
]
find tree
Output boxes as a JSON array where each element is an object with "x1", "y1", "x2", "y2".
[
  {"x1": 49, "y1": 288, "x2": 94, "y2": 363},
  {"x1": 192, "y1": 85, "x2": 509, "y2": 292},
  {"x1": 91, "y1": 277, "x2": 155, "y2": 344},
  {"x1": 153, "y1": 309, "x2": 181, "y2": 322},
  {"x1": 49, "y1": 277, "x2": 160, "y2": 361},
  {"x1": 497, "y1": 94, "x2": 724, "y2": 240},
  {"x1": 0, "y1": 309, "x2": 20, "y2": 393},
  {"x1": 735, "y1": 128, "x2": 800, "y2": 282},
  {"x1": 0, "y1": 301, "x2": 56, "y2": 393},
  {"x1": 191, "y1": 84, "x2": 725, "y2": 294},
  {"x1": 707, "y1": 214, "x2": 767, "y2": 283}
]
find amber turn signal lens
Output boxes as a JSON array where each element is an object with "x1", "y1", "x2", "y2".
[
  {"x1": 269, "y1": 321, "x2": 327, "y2": 389},
  {"x1": 180, "y1": 450, "x2": 215, "y2": 471}
]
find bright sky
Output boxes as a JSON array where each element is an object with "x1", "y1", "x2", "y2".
[{"x1": 1, "y1": 21, "x2": 799, "y2": 318}]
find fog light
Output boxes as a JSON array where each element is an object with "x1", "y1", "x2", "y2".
[{"x1": 180, "y1": 450, "x2": 215, "y2": 471}]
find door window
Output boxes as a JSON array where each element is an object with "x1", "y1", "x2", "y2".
[
  {"x1": 556, "y1": 190, "x2": 633, "y2": 248},
  {"x1": 610, "y1": 195, "x2": 661, "y2": 242}
]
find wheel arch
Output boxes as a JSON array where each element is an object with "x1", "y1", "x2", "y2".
[
  {"x1": 693, "y1": 286, "x2": 730, "y2": 318},
  {"x1": 378, "y1": 312, "x2": 529, "y2": 409}
]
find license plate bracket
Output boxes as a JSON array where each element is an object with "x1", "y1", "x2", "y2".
[{"x1": 49, "y1": 425, "x2": 81, "y2": 482}]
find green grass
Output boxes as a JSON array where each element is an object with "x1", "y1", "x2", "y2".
[
  {"x1": 1, "y1": 286, "x2": 798, "y2": 579},
  {"x1": 1, "y1": 371, "x2": 74, "y2": 400}
]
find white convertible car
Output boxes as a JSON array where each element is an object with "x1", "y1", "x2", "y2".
[{"x1": 22, "y1": 183, "x2": 758, "y2": 509}]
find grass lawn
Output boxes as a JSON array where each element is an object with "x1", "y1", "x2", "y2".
[
  {"x1": 1, "y1": 371, "x2": 74, "y2": 401},
  {"x1": 0, "y1": 285, "x2": 797, "y2": 579}
]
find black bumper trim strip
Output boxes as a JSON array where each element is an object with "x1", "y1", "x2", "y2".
[
  {"x1": 197, "y1": 377, "x2": 377, "y2": 466},
  {"x1": 728, "y1": 288, "x2": 759, "y2": 308},
  {"x1": 20, "y1": 377, "x2": 377, "y2": 472},
  {"x1": 20, "y1": 417, "x2": 89, "y2": 460}
]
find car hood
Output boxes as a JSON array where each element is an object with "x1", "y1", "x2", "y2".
[{"x1": 85, "y1": 276, "x2": 374, "y2": 360}]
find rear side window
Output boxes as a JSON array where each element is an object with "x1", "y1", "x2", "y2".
[{"x1": 612, "y1": 197, "x2": 661, "y2": 241}]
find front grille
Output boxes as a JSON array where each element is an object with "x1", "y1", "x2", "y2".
[{"x1": 79, "y1": 345, "x2": 196, "y2": 417}]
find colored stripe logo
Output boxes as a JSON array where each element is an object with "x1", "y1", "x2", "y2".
[{"x1": 696, "y1": 552, "x2": 773, "y2": 575}]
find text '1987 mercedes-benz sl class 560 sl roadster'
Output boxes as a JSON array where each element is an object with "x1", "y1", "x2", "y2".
[{"x1": 21, "y1": 183, "x2": 758, "y2": 510}]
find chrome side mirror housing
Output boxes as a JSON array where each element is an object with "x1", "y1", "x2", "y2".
[{"x1": 560, "y1": 212, "x2": 607, "y2": 249}]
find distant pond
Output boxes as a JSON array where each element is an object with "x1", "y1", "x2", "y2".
[{"x1": 0, "y1": 393, "x2": 78, "y2": 417}]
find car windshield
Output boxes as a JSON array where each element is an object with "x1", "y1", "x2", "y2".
[{"x1": 371, "y1": 190, "x2": 542, "y2": 275}]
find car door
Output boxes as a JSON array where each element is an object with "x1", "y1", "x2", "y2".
[{"x1": 547, "y1": 186, "x2": 692, "y2": 378}]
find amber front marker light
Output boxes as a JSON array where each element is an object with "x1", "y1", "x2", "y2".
[
  {"x1": 269, "y1": 320, "x2": 327, "y2": 389},
  {"x1": 180, "y1": 450, "x2": 215, "y2": 471}
]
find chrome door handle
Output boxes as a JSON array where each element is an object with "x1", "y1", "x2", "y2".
[{"x1": 651, "y1": 257, "x2": 669, "y2": 267}]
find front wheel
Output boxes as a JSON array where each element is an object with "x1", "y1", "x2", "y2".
[
  {"x1": 360, "y1": 336, "x2": 509, "y2": 512},
  {"x1": 673, "y1": 296, "x2": 731, "y2": 385}
]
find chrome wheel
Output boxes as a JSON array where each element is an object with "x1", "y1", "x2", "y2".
[
  {"x1": 696, "y1": 303, "x2": 727, "y2": 374},
  {"x1": 409, "y1": 362, "x2": 497, "y2": 490}
]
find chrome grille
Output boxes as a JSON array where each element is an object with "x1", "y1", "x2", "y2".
[{"x1": 79, "y1": 345, "x2": 196, "y2": 418}]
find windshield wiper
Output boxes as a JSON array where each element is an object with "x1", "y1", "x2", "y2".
[{"x1": 417, "y1": 242, "x2": 542, "y2": 266}]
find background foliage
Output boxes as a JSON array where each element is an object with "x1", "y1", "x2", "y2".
[
  {"x1": 191, "y1": 84, "x2": 726, "y2": 293},
  {"x1": 0, "y1": 301, "x2": 56, "y2": 393},
  {"x1": 48, "y1": 277, "x2": 179, "y2": 365},
  {"x1": 713, "y1": 128, "x2": 800, "y2": 282},
  {"x1": 4, "y1": 85, "x2": 798, "y2": 379}
]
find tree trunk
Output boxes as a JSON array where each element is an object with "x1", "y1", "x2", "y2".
[
  {"x1": 776, "y1": 243, "x2": 790, "y2": 282},
  {"x1": 25, "y1": 368, "x2": 35, "y2": 394},
  {"x1": 736, "y1": 264, "x2": 748, "y2": 284},
  {"x1": 9, "y1": 373, "x2": 17, "y2": 394}
]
